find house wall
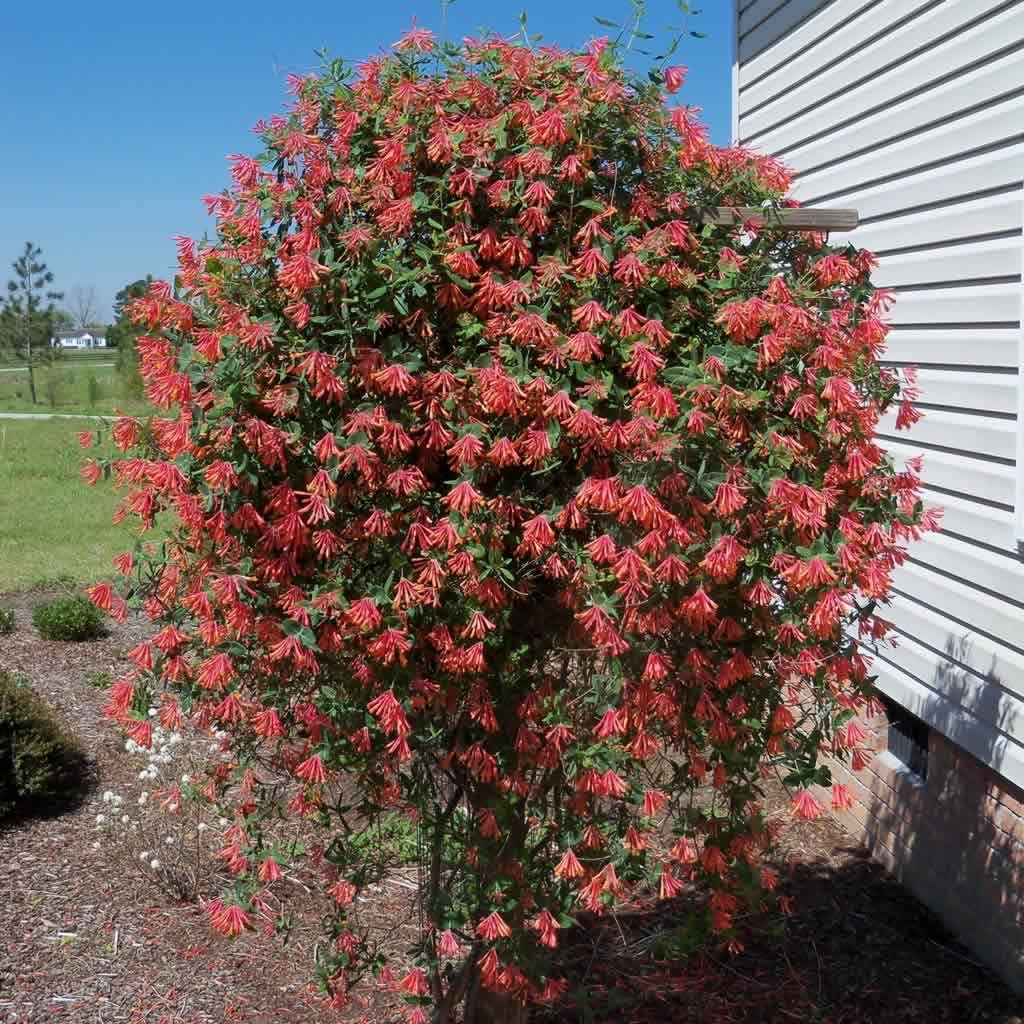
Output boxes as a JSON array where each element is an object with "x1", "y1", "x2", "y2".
[
  {"x1": 734, "y1": 0, "x2": 1024, "y2": 991},
  {"x1": 812, "y1": 706, "x2": 1024, "y2": 991},
  {"x1": 735, "y1": 0, "x2": 1024, "y2": 788}
]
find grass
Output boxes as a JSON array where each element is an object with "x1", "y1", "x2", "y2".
[
  {"x1": 0, "y1": 419, "x2": 137, "y2": 591},
  {"x1": 0, "y1": 359, "x2": 150, "y2": 417}
]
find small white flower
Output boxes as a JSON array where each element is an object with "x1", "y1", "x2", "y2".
[
  {"x1": 102, "y1": 791, "x2": 114, "y2": 803},
  {"x1": 138, "y1": 771, "x2": 148, "y2": 781},
  {"x1": 95, "y1": 814, "x2": 106, "y2": 825},
  {"x1": 92, "y1": 841, "x2": 101, "y2": 850},
  {"x1": 150, "y1": 859, "x2": 161, "y2": 870},
  {"x1": 139, "y1": 850, "x2": 150, "y2": 861},
  {"x1": 137, "y1": 795, "x2": 148, "y2": 806},
  {"x1": 164, "y1": 835, "x2": 175, "y2": 845},
  {"x1": 121, "y1": 814, "x2": 131, "y2": 825},
  {"x1": 208, "y1": 743, "x2": 219, "y2": 753},
  {"x1": 147, "y1": 707, "x2": 157, "y2": 718},
  {"x1": 181, "y1": 773, "x2": 191, "y2": 784},
  {"x1": 197, "y1": 822, "x2": 208, "y2": 832},
  {"x1": 112, "y1": 794, "x2": 123, "y2": 805},
  {"x1": 218, "y1": 817, "x2": 229, "y2": 827}
]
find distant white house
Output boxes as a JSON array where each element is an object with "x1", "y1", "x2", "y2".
[{"x1": 51, "y1": 329, "x2": 108, "y2": 349}]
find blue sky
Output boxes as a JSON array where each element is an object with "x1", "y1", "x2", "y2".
[{"x1": 2, "y1": 1, "x2": 732, "y2": 320}]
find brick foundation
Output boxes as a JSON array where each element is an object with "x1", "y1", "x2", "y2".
[{"x1": 815, "y1": 707, "x2": 1024, "y2": 993}]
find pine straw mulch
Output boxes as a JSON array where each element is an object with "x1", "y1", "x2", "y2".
[{"x1": 1, "y1": 586, "x2": 1023, "y2": 1024}]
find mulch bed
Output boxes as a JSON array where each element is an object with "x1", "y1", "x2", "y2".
[{"x1": 2, "y1": 587, "x2": 1023, "y2": 1023}]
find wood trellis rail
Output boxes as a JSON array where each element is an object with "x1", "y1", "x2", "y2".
[{"x1": 702, "y1": 207, "x2": 859, "y2": 232}]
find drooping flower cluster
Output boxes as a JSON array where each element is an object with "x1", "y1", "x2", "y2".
[{"x1": 86, "y1": 29, "x2": 935, "y2": 1021}]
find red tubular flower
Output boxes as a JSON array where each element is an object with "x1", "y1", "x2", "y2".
[
  {"x1": 126, "y1": 719, "x2": 153, "y2": 749},
  {"x1": 294, "y1": 754, "x2": 327, "y2": 784},
  {"x1": 831, "y1": 783, "x2": 856, "y2": 811},
  {"x1": 205, "y1": 901, "x2": 249, "y2": 937},
  {"x1": 791, "y1": 789, "x2": 824, "y2": 821},
  {"x1": 476, "y1": 911, "x2": 512, "y2": 940},
  {"x1": 531, "y1": 908, "x2": 561, "y2": 948},
  {"x1": 554, "y1": 848, "x2": 584, "y2": 880},
  {"x1": 664, "y1": 65, "x2": 686, "y2": 93},
  {"x1": 259, "y1": 857, "x2": 282, "y2": 883},
  {"x1": 398, "y1": 968, "x2": 429, "y2": 996}
]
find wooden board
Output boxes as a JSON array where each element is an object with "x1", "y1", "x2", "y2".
[{"x1": 701, "y1": 206, "x2": 859, "y2": 230}]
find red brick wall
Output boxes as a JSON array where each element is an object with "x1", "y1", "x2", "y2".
[{"x1": 815, "y1": 708, "x2": 1024, "y2": 993}]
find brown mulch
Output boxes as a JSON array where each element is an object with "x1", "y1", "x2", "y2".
[{"x1": 2, "y1": 587, "x2": 1023, "y2": 1023}]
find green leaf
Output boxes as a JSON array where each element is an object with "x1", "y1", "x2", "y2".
[{"x1": 593, "y1": 16, "x2": 621, "y2": 27}]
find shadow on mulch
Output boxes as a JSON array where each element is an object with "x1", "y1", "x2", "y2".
[
  {"x1": 540, "y1": 849, "x2": 1024, "y2": 1024},
  {"x1": 0, "y1": 752, "x2": 98, "y2": 834}
]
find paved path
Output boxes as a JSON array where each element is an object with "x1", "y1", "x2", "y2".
[{"x1": 0, "y1": 363, "x2": 115, "y2": 373}]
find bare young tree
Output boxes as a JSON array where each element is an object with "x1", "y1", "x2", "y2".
[{"x1": 70, "y1": 284, "x2": 99, "y2": 329}]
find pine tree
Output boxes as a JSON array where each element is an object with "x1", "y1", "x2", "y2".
[{"x1": 0, "y1": 242, "x2": 63, "y2": 405}]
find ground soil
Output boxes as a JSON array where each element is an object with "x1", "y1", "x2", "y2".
[{"x1": 2, "y1": 588, "x2": 1022, "y2": 1023}]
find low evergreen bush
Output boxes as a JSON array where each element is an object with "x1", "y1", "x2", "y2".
[
  {"x1": 0, "y1": 608, "x2": 13, "y2": 634},
  {"x1": 0, "y1": 671, "x2": 86, "y2": 819},
  {"x1": 32, "y1": 595, "x2": 104, "y2": 641}
]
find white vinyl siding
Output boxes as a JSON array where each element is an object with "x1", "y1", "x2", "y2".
[{"x1": 733, "y1": 0, "x2": 1024, "y2": 789}]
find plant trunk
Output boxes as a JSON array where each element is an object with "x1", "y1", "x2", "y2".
[
  {"x1": 26, "y1": 338, "x2": 36, "y2": 405},
  {"x1": 465, "y1": 979, "x2": 529, "y2": 1024}
]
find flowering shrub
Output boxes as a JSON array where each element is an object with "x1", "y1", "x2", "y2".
[
  {"x1": 84, "y1": 28, "x2": 935, "y2": 1022},
  {"x1": 91, "y1": 705, "x2": 223, "y2": 901}
]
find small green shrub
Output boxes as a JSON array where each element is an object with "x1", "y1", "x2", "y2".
[
  {"x1": 0, "y1": 608, "x2": 13, "y2": 634},
  {"x1": 86, "y1": 670, "x2": 113, "y2": 690},
  {"x1": 0, "y1": 671, "x2": 86, "y2": 819},
  {"x1": 349, "y1": 812, "x2": 420, "y2": 867},
  {"x1": 32, "y1": 596, "x2": 104, "y2": 641}
]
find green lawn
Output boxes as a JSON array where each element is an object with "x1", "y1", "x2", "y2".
[
  {"x1": 0, "y1": 360, "x2": 150, "y2": 417},
  {"x1": 0, "y1": 419, "x2": 135, "y2": 591}
]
